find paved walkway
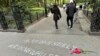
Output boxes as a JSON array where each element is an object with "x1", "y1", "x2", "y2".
[
  {"x1": 0, "y1": 32, "x2": 100, "y2": 56},
  {"x1": 26, "y1": 8, "x2": 87, "y2": 35},
  {"x1": 77, "y1": 10, "x2": 90, "y2": 32},
  {"x1": 0, "y1": 8, "x2": 100, "y2": 56}
]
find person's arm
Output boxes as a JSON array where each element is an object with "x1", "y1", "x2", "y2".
[
  {"x1": 74, "y1": 7, "x2": 77, "y2": 13},
  {"x1": 58, "y1": 8, "x2": 61, "y2": 18},
  {"x1": 50, "y1": 8, "x2": 54, "y2": 13},
  {"x1": 66, "y1": 6, "x2": 69, "y2": 14}
]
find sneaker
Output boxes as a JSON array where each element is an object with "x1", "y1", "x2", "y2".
[
  {"x1": 70, "y1": 27, "x2": 72, "y2": 29},
  {"x1": 67, "y1": 26, "x2": 70, "y2": 29},
  {"x1": 56, "y1": 27, "x2": 58, "y2": 29}
]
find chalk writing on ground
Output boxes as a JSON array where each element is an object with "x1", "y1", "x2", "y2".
[
  {"x1": 23, "y1": 39, "x2": 77, "y2": 50},
  {"x1": 8, "y1": 44, "x2": 60, "y2": 56}
]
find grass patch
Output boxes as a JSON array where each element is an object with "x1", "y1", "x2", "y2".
[
  {"x1": 30, "y1": 7, "x2": 44, "y2": 13},
  {"x1": 85, "y1": 5, "x2": 93, "y2": 12}
]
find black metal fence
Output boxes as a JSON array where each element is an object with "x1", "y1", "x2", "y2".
[
  {"x1": 0, "y1": 5, "x2": 45, "y2": 32},
  {"x1": 90, "y1": 3, "x2": 100, "y2": 32},
  {"x1": 83, "y1": 10, "x2": 92, "y2": 21},
  {"x1": 0, "y1": 11, "x2": 8, "y2": 30},
  {"x1": 83, "y1": 1, "x2": 100, "y2": 32}
]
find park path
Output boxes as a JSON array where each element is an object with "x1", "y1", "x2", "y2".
[
  {"x1": 0, "y1": 8, "x2": 100, "y2": 56},
  {"x1": 26, "y1": 8, "x2": 87, "y2": 35}
]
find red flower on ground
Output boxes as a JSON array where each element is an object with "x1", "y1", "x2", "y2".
[{"x1": 70, "y1": 48, "x2": 83, "y2": 54}]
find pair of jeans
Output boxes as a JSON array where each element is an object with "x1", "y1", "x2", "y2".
[
  {"x1": 54, "y1": 20, "x2": 58, "y2": 29},
  {"x1": 67, "y1": 16, "x2": 73, "y2": 28}
]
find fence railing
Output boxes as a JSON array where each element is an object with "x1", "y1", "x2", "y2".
[
  {"x1": 83, "y1": 4, "x2": 100, "y2": 32},
  {"x1": 0, "y1": 10, "x2": 45, "y2": 32},
  {"x1": 83, "y1": 10, "x2": 92, "y2": 21}
]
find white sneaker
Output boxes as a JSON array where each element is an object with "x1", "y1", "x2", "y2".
[{"x1": 68, "y1": 26, "x2": 70, "y2": 29}]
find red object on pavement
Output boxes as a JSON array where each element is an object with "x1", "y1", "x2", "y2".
[{"x1": 70, "y1": 48, "x2": 81, "y2": 54}]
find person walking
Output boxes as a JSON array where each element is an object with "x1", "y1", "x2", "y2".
[
  {"x1": 66, "y1": 2, "x2": 76, "y2": 28},
  {"x1": 51, "y1": 4, "x2": 61, "y2": 29}
]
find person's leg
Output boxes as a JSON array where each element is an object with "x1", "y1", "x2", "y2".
[
  {"x1": 55, "y1": 20, "x2": 58, "y2": 29},
  {"x1": 67, "y1": 16, "x2": 70, "y2": 27},
  {"x1": 70, "y1": 17, "x2": 73, "y2": 28},
  {"x1": 74, "y1": 12, "x2": 77, "y2": 23}
]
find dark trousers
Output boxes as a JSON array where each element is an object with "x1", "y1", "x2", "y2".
[
  {"x1": 54, "y1": 20, "x2": 58, "y2": 29},
  {"x1": 67, "y1": 16, "x2": 73, "y2": 28}
]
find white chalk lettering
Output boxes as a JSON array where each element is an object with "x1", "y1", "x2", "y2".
[
  {"x1": 43, "y1": 53, "x2": 47, "y2": 56},
  {"x1": 23, "y1": 39, "x2": 76, "y2": 50},
  {"x1": 49, "y1": 54, "x2": 54, "y2": 56},
  {"x1": 29, "y1": 50, "x2": 36, "y2": 55},
  {"x1": 8, "y1": 44, "x2": 60, "y2": 56}
]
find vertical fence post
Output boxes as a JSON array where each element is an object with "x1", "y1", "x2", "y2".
[
  {"x1": 29, "y1": 13, "x2": 32, "y2": 23},
  {"x1": 36, "y1": 12, "x2": 39, "y2": 20},
  {"x1": 11, "y1": 3, "x2": 25, "y2": 32},
  {"x1": 44, "y1": 0, "x2": 48, "y2": 17},
  {"x1": 0, "y1": 11, "x2": 8, "y2": 30},
  {"x1": 42, "y1": 10, "x2": 45, "y2": 16}
]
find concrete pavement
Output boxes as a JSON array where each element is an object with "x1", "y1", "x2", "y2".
[
  {"x1": 77, "y1": 10, "x2": 90, "y2": 33},
  {"x1": 26, "y1": 8, "x2": 87, "y2": 35},
  {"x1": 0, "y1": 8, "x2": 100, "y2": 56},
  {"x1": 0, "y1": 32, "x2": 100, "y2": 56}
]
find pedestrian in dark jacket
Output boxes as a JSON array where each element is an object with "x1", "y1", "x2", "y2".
[
  {"x1": 51, "y1": 4, "x2": 61, "y2": 29},
  {"x1": 66, "y1": 3, "x2": 76, "y2": 28}
]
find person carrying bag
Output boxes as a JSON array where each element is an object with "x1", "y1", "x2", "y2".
[{"x1": 51, "y1": 4, "x2": 61, "y2": 29}]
